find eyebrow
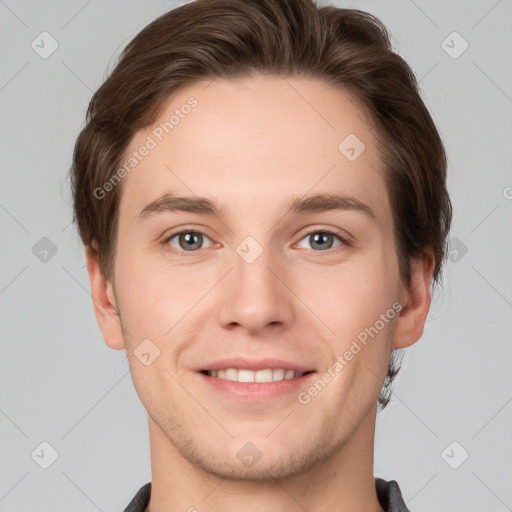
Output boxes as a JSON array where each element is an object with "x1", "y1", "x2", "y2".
[{"x1": 138, "y1": 192, "x2": 375, "y2": 221}]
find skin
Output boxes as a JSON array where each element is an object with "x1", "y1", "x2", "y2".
[{"x1": 86, "y1": 74, "x2": 434, "y2": 512}]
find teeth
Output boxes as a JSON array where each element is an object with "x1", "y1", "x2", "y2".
[{"x1": 206, "y1": 368, "x2": 305, "y2": 382}]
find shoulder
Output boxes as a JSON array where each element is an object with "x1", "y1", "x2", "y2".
[
  {"x1": 122, "y1": 479, "x2": 410, "y2": 511},
  {"x1": 375, "y1": 477, "x2": 412, "y2": 512},
  {"x1": 123, "y1": 482, "x2": 151, "y2": 512}
]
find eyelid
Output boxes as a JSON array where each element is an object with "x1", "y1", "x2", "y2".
[
  {"x1": 162, "y1": 224, "x2": 214, "y2": 242},
  {"x1": 294, "y1": 225, "x2": 353, "y2": 245}
]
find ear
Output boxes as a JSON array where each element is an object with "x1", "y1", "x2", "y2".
[
  {"x1": 392, "y1": 249, "x2": 435, "y2": 349},
  {"x1": 85, "y1": 241, "x2": 126, "y2": 351}
]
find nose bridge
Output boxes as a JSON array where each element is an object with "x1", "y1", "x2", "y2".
[
  {"x1": 217, "y1": 235, "x2": 293, "y2": 332},
  {"x1": 235, "y1": 238, "x2": 278, "y2": 291}
]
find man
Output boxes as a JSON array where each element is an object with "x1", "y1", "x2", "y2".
[{"x1": 69, "y1": 0, "x2": 452, "y2": 510}]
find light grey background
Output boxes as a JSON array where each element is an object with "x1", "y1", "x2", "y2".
[{"x1": 1, "y1": 0, "x2": 511, "y2": 511}]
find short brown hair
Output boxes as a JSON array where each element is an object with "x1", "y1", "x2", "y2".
[{"x1": 69, "y1": 0, "x2": 452, "y2": 409}]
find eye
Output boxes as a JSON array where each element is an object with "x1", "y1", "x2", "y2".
[
  {"x1": 164, "y1": 230, "x2": 213, "y2": 254},
  {"x1": 296, "y1": 229, "x2": 350, "y2": 252},
  {"x1": 162, "y1": 228, "x2": 351, "y2": 257}
]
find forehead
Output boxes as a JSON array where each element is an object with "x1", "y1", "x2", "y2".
[{"x1": 118, "y1": 74, "x2": 388, "y2": 223}]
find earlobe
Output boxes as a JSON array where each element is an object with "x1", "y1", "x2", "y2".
[
  {"x1": 392, "y1": 250, "x2": 435, "y2": 350},
  {"x1": 85, "y1": 242, "x2": 126, "y2": 351}
]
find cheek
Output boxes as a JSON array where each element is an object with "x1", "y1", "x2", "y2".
[
  {"x1": 115, "y1": 227, "x2": 399, "y2": 348},
  {"x1": 113, "y1": 253, "x2": 180, "y2": 341},
  {"x1": 301, "y1": 255, "x2": 397, "y2": 340},
  {"x1": 115, "y1": 249, "x2": 219, "y2": 355}
]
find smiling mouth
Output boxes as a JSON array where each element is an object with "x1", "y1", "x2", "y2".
[{"x1": 200, "y1": 368, "x2": 315, "y2": 383}]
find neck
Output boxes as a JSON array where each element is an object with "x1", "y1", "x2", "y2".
[{"x1": 145, "y1": 404, "x2": 384, "y2": 512}]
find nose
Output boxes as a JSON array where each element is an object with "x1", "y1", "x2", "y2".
[{"x1": 216, "y1": 243, "x2": 295, "y2": 335}]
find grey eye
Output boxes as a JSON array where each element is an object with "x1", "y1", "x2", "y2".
[
  {"x1": 297, "y1": 231, "x2": 343, "y2": 251},
  {"x1": 168, "y1": 231, "x2": 209, "y2": 251}
]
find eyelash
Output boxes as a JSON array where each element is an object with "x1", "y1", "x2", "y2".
[{"x1": 162, "y1": 228, "x2": 352, "y2": 257}]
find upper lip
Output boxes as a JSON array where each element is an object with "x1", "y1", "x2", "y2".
[{"x1": 197, "y1": 357, "x2": 316, "y2": 373}]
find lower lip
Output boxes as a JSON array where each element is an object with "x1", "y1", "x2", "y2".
[{"x1": 196, "y1": 371, "x2": 317, "y2": 401}]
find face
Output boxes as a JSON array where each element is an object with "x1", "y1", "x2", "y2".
[{"x1": 92, "y1": 74, "x2": 424, "y2": 481}]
